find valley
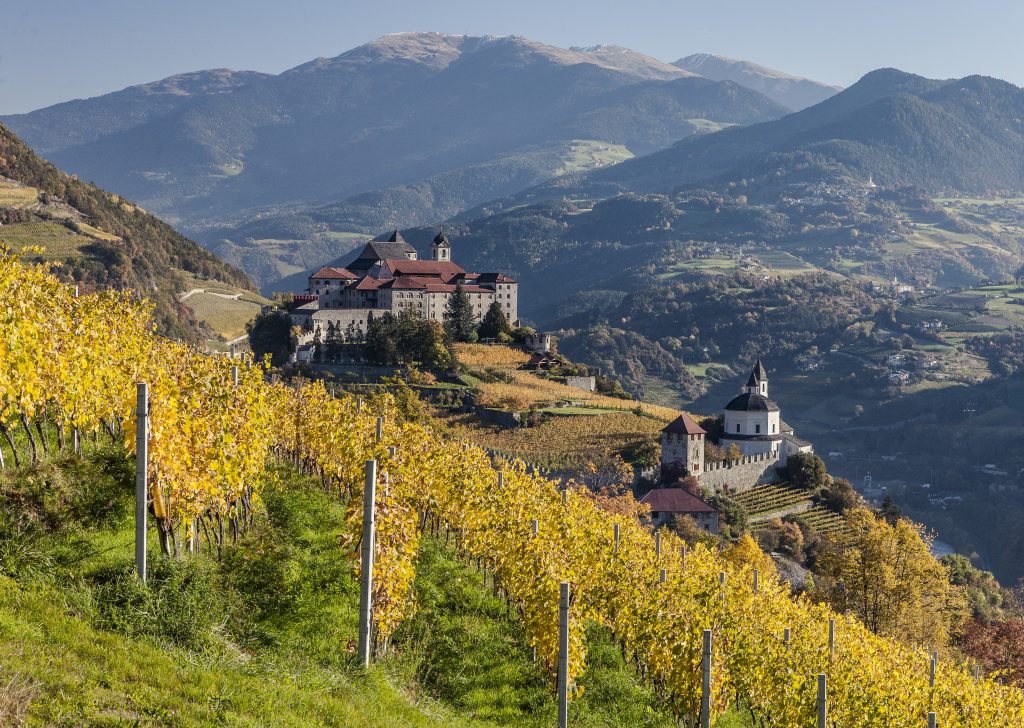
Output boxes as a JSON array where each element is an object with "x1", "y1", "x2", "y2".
[{"x1": 3, "y1": 14, "x2": 1024, "y2": 724}]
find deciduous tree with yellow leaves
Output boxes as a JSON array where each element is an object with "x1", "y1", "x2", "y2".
[{"x1": 814, "y1": 507, "x2": 968, "y2": 649}]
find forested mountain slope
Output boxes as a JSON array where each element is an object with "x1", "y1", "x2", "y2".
[{"x1": 0, "y1": 124, "x2": 252, "y2": 340}]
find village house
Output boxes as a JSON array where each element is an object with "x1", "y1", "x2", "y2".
[
  {"x1": 291, "y1": 231, "x2": 518, "y2": 340},
  {"x1": 639, "y1": 488, "x2": 719, "y2": 533}
]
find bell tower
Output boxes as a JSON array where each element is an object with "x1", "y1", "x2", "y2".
[
  {"x1": 745, "y1": 359, "x2": 768, "y2": 397},
  {"x1": 432, "y1": 232, "x2": 451, "y2": 262}
]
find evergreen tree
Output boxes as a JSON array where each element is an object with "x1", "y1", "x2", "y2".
[
  {"x1": 246, "y1": 310, "x2": 293, "y2": 368},
  {"x1": 365, "y1": 313, "x2": 399, "y2": 365},
  {"x1": 443, "y1": 282, "x2": 476, "y2": 342},
  {"x1": 478, "y1": 300, "x2": 511, "y2": 340},
  {"x1": 312, "y1": 327, "x2": 323, "y2": 363},
  {"x1": 325, "y1": 321, "x2": 341, "y2": 362}
]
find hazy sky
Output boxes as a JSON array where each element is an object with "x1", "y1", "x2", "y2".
[{"x1": 2, "y1": 0, "x2": 1022, "y2": 114}]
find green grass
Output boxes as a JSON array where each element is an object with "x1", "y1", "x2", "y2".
[
  {"x1": 0, "y1": 444, "x2": 753, "y2": 726},
  {"x1": 183, "y1": 291, "x2": 264, "y2": 339},
  {"x1": 540, "y1": 406, "x2": 617, "y2": 415},
  {"x1": 0, "y1": 450, "x2": 465, "y2": 726},
  {"x1": 554, "y1": 140, "x2": 634, "y2": 176}
]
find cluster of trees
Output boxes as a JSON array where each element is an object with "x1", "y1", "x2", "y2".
[
  {"x1": 365, "y1": 310, "x2": 453, "y2": 370},
  {"x1": 443, "y1": 282, "x2": 515, "y2": 343},
  {"x1": 813, "y1": 508, "x2": 968, "y2": 649}
]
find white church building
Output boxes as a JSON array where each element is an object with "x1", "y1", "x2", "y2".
[{"x1": 659, "y1": 360, "x2": 813, "y2": 494}]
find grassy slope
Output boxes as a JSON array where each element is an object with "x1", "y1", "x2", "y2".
[{"x1": 0, "y1": 445, "x2": 748, "y2": 726}]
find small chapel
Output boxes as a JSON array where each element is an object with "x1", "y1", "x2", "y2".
[{"x1": 659, "y1": 360, "x2": 813, "y2": 492}]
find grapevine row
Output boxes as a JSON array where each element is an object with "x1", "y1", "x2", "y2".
[{"x1": 1, "y1": 249, "x2": 1021, "y2": 726}]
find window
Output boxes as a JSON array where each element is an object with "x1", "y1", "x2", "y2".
[
  {"x1": 756, "y1": 424, "x2": 761, "y2": 434},
  {"x1": 736, "y1": 424, "x2": 741, "y2": 433},
  {"x1": 772, "y1": 424, "x2": 776, "y2": 433}
]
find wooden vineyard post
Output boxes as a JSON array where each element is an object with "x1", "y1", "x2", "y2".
[
  {"x1": 817, "y1": 673, "x2": 827, "y2": 728},
  {"x1": 357, "y1": 397, "x2": 362, "y2": 414},
  {"x1": 753, "y1": 568, "x2": 759, "y2": 593},
  {"x1": 375, "y1": 416, "x2": 383, "y2": 443},
  {"x1": 357, "y1": 459, "x2": 377, "y2": 668},
  {"x1": 659, "y1": 568, "x2": 667, "y2": 584},
  {"x1": 135, "y1": 382, "x2": 148, "y2": 583},
  {"x1": 701, "y1": 629, "x2": 712, "y2": 728},
  {"x1": 613, "y1": 523, "x2": 620, "y2": 552},
  {"x1": 928, "y1": 712, "x2": 936, "y2": 728},
  {"x1": 231, "y1": 365, "x2": 239, "y2": 387},
  {"x1": 531, "y1": 519, "x2": 539, "y2": 538},
  {"x1": 557, "y1": 581, "x2": 570, "y2": 728},
  {"x1": 828, "y1": 618, "x2": 835, "y2": 661},
  {"x1": 719, "y1": 571, "x2": 726, "y2": 605}
]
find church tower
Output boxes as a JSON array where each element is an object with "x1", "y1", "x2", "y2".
[
  {"x1": 745, "y1": 358, "x2": 768, "y2": 397},
  {"x1": 432, "y1": 232, "x2": 452, "y2": 262}
]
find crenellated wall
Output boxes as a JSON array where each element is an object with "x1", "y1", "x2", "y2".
[{"x1": 698, "y1": 451, "x2": 781, "y2": 495}]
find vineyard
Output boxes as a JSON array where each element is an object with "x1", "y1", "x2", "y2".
[
  {"x1": 472, "y1": 366, "x2": 679, "y2": 420},
  {"x1": 736, "y1": 484, "x2": 852, "y2": 542},
  {"x1": 2, "y1": 248, "x2": 1023, "y2": 725},
  {"x1": 455, "y1": 342, "x2": 534, "y2": 369},
  {"x1": 733, "y1": 483, "x2": 812, "y2": 518},
  {"x1": 445, "y1": 410, "x2": 664, "y2": 471}
]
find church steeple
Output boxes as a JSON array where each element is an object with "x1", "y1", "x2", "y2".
[
  {"x1": 432, "y1": 232, "x2": 451, "y2": 262},
  {"x1": 745, "y1": 359, "x2": 768, "y2": 397}
]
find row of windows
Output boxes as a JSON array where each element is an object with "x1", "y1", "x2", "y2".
[{"x1": 734, "y1": 423, "x2": 777, "y2": 434}]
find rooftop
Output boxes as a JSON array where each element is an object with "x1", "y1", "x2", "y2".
[
  {"x1": 662, "y1": 413, "x2": 706, "y2": 436},
  {"x1": 639, "y1": 488, "x2": 716, "y2": 514},
  {"x1": 309, "y1": 266, "x2": 357, "y2": 280},
  {"x1": 725, "y1": 392, "x2": 780, "y2": 413}
]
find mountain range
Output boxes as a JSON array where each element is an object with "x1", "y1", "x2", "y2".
[{"x1": 1, "y1": 33, "x2": 838, "y2": 287}]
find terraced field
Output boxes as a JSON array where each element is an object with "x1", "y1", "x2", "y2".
[
  {"x1": 798, "y1": 506, "x2": 850, "y2": 539},
  {"x1": 734, "y1": 483, "x2": 812, "y2": 519},
  {"x1": 737, "y1": 484, "x2": 851, "y2": 542}
]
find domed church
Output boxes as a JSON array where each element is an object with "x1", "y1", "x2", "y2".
[{"x1": 719, "y1": 360, "x2": 811, "y2": 466}]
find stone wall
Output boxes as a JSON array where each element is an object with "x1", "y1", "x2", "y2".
[
  {"x1": 698, "y1": 451, "x2": 780, "y2": 495},
  {"x1": 565, "y1": 376, "x2": 596, "y2": 392}
]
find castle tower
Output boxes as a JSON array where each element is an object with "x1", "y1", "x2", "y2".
[
  {"x1": 432, "y1": 232, "x2": 452, "y2": 262},
  {"x1": 745, "y1": 358, "x2": 768, "y2": 397},
  {"x1": 660, "y1": 413, "x2": 706, "y2": 478}
]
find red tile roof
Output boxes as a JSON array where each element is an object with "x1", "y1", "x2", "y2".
[
  {"x1": 662, "y1": 413, "x2": 706, "y2": 436},
  {"x1": 353, "y1": 277, "x2": 383, "y2": 290},
  {"x1": 422, "y1": 283, "x2": 493, "y2": 294},
  {"x1": 383, "y1": 259, "x2": 465, "y2": 281},
  {"x1": 639, "y1": 488, "x2": 716, "y2": 513},
  {"x1": 310, "y1": 266, "x2": 357, "y2": 280}
]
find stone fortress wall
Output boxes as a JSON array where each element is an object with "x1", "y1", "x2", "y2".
[{"x1": 698, "y1": 451, "x2": 781, "y2": 494}]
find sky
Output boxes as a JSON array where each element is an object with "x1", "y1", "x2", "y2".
[{"x1": 2, "y1": 0, "x2": 1022, "y2": 114}]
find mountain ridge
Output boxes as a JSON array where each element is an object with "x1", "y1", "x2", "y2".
[
  {"x1": 0, "y1": 32, "x2": 809, "y2": 231},
  {"x1": 674, "y1": 53, "x2": 841, "y2": 110}
]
